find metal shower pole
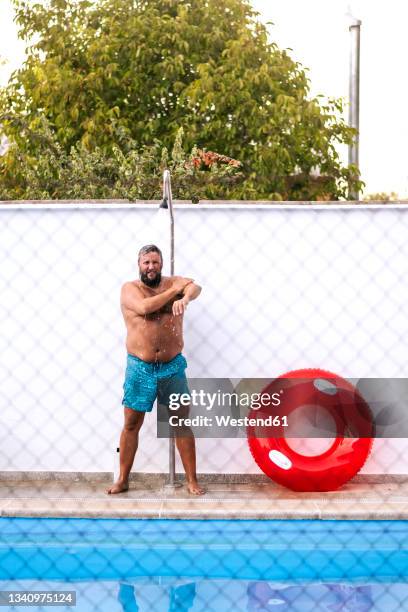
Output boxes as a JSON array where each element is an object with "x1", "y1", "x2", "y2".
[
  {"x1": 161, "y1": 170, "x2": 174, "y2": 274},
  {"x1": 161, "y1": 170, "x2": 178, "y2": 489},
  {"x1": 348, "y1": 15, "x2": 361, "y2": 200}
]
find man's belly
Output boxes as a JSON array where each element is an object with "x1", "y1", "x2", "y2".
[{"x1": 126, "y1": 318, "x2": 184, "y2": 363}]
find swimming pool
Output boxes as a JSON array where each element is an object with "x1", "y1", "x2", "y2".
[{"x1": 1, "y1": 518, "x2": 408, "y2": 610}]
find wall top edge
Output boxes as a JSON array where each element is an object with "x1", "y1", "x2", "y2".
[{"x1": 1, "y1": 199, "x2": 408, "y2": 211}]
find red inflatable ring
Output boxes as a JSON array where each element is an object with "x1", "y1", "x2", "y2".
[{"x1": 247, "y1": 368, "x2": 374, "y2": 492}]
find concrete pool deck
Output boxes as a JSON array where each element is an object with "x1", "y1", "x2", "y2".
[{"x1": 1, "y1": 475, "x2": 408, "y2": 520}]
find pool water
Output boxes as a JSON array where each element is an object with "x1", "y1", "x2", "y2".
[{"x1": 1, "y1": 518, "x2": 408, "y2": 611}]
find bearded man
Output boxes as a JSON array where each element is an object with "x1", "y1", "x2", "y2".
[{"x1": 107, "y1": 244, "x2": 204, "y2": 495}]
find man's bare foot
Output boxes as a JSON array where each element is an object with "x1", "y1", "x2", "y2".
[
  {"x1": 106, "y1": 480, "x2": 129, "y2": 495},
  {"x1": 186, "y1": 480, "x2": 205, "y2": 495}
]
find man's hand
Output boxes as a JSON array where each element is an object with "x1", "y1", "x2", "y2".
[
  {"x1": 172, "y1": 296, "x2": 190, "y2": 316},
  {"x1": 172, "y1": 276, "x2": 194, "y2": 293}
]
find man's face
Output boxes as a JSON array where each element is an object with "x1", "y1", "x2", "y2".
[{"x1": 139, "y1": 251, "x2": 163, "y2": 287}]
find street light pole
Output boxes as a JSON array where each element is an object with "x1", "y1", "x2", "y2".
[{"x1": 348, "y1": 15, "x2": 361, "y2": 199}]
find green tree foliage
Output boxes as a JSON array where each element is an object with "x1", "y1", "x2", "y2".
[
  {"x1": 0, "y1": 0, "x2": 361, "y2": 200},
  {"x1": 0, "y1": 122, "x2": 243, "y2": 200}
]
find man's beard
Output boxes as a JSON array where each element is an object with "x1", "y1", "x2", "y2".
[{"x1": 140, "y1": 271, "x2": 162, "y2": 288}]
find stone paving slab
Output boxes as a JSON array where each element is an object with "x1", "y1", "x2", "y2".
[{"x1": 1, "y1": 479, "x2": 408, "y2": 520}]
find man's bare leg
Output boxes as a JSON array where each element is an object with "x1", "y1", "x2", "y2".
[
  {"x1": 175, "y1": 434, "x2": 205, "y2": 495},
  {"x1": 106, "y1": 408, "x2": 145, "y2": 494}
]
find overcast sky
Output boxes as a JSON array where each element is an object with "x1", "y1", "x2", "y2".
[{"x1": 1, "y1": 0, "x2": 407, "y2": 197}]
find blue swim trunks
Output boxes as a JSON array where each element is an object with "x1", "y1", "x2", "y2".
[{"x1": 122, "y1": 353, "x2": 190, "y2": 412}]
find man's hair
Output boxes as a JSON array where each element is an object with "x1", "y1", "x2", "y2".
[{"x1": 138, "y1": 244, "x2": 163, "y2": 262}]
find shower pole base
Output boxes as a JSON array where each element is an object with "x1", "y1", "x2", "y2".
[{"x1": 163, "y1": 481, "x2": 183, "y2": 491}]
